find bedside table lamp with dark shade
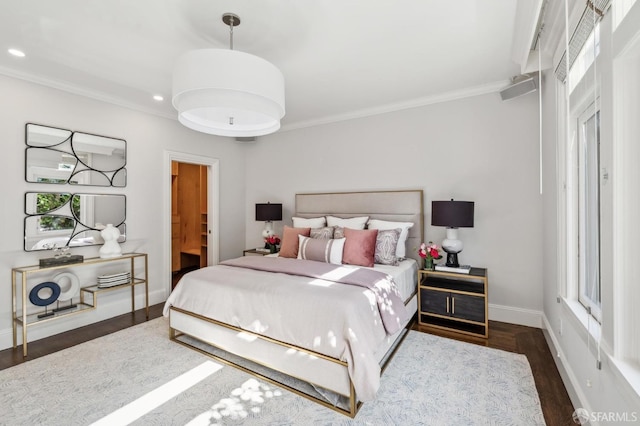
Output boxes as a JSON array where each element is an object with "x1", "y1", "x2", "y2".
[
  {"x1": 431, "y1": 200, "x2": 474, "y2": 267},
  {"x1": 256, "y1": 202, "x2": 282, "y2": 239}
]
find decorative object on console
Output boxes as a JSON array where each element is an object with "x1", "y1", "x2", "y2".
[
  {"x1": 431, "y1": 200, "x2": 475, "y2": 267},
  {"x1": 418, "y1": 241, "x2": 443, "y2": 270},
  {"x1": 172, "y1": 13, "x2": 285, "y2": 137},
  {"x1": 255, "y1": 202, "x2": 282, "y2": 239},
  {"x1": 39, "y1": 254, "x2": 84, "y2": 267},
  {"x1": 52, "y1": 271, "x2": 80, "y2": 312},
  {"x1": 97, "y1": 271, "x2": 131, "y2": 288},
  {"x1": 99, "y1": 224, "x2": 122, "y2": 259},
  {"x1": 29, "y1": 281, "x2": 61, "y2": 318}
]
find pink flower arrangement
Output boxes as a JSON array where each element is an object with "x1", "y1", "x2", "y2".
[
  {"x1": 419, "y1": 241, "x2": 442, "y2": 260},
  {"x1": 265, "y1": 234, "x2": 281, "y2": 246}
]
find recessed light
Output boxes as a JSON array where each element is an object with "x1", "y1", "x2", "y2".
[
  {"x1": 153, "y1": 95, "x2": 164, "y2": 101},
  {"x1": 8, "y1": 48, "x2": 25, "y2": 57}
]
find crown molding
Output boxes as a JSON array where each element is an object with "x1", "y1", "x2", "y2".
[
  {"x1": 280, "y1": 80, "x2": 511, "y2": 133},
  {"x1": 0, "y1": 67, "x2": 176, "y2": 121}
]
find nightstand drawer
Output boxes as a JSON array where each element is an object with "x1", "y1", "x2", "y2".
[
  {"x1": 418, "y1": 268, "x2": 488, "y2": 338},
  {"x1": 420, "y1": 289, "x2": 485, "y2": 322}
]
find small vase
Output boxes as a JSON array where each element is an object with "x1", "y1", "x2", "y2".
[
  {"x1": 424, "y1": 257, "x2": 434, "y2": 270},
  {"x1": 269, "y1": 244, "x2": 278, "y2": 254}
]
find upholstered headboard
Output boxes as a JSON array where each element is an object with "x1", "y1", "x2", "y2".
[{"x1": 295, "y1": 190, "x2": 424, "y2": 263}]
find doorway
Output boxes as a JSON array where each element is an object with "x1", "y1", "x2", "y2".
[
  {"x1": 171, "y1": 161, "x2": 207, "y2": 288},
  {"x1": 164, "y1": 151, "x2": 219, "y2": 295}
]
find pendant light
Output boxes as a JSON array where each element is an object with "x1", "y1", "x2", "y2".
[{"x1": 172, "y1": 13, "x2": 285, "y2": 137}]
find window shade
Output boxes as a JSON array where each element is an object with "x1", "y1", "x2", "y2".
[{"x1": 555, "y1": 0, "x2": 611, "y2": 82}]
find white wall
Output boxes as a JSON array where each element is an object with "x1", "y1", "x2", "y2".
[
  {"x1": 0, "y1": 74, "x2": 247, "y2": 350},
  {"x1": 540, "y1": 4, "x2": 640, "y2": 419},
  {"x1": 244, "y1": 92, "x2": 544, "y2": 324}
]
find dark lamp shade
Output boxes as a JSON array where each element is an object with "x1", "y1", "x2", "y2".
[
  {"x1": 255, "y1": 203, "x2": 282, "y2": 221},
  {"x1": 431, "y1": 200, "x2": 474, "y2": 228}
]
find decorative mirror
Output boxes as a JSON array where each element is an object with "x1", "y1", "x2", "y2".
[
  {"x1": 25, "y1": 123, "x2": 127, "y2": 187},
  {"x1": 24, "y1": 192, "x2": 126, "y2": 251}
]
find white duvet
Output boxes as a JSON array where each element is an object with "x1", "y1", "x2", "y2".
[{"x1": 163, "y1": 261, "x2": 407, "y2": 401}]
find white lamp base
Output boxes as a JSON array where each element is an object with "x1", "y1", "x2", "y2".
[
  {"x1": 261, "y1": 221, "x2": 274, "y2": 239},
  {"x1": 442, "y1": 227, "x2": 463, "y2": 267}
]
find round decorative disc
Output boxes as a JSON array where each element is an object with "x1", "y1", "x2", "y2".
[
  {"x1": 29, "y1": 282, "x2": 61, "y2": 306},
  {"x1": 53, "y1": 272, "x2": 80, "y2": 302}
]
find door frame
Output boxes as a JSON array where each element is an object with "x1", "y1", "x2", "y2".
[{"x1": 163, "y1": 150, "x2": 219, "y2": 298}]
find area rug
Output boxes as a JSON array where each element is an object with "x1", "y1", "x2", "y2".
[{"x1": 0, "y1": 318, "x2": 545, "y2": 425}]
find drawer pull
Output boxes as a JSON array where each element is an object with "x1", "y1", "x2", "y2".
[
  {"x1": 446, "y1": 296, "x2": 450, "y2": 313},
  {"x1": 452, "y1": 297, "x2": 455, "y2": 315}
]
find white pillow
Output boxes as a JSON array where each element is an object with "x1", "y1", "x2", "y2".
[
  {"x1": 326, "y1": 215, "x2": 369, "y2": 230},
  {"x1": 367, "y1": 219, "x2": 414, "y2": 259},
  {"x1": 292, "y1": 216, "x2": 326, "y2": 228},
  {"x1": 297, "y1": 235, "x2": 345, "y2": 265}
]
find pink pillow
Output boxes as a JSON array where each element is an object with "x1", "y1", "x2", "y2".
[
  {"x1": 342, "y1": 228, "x2": 378, "y2": 267},
  {"x1": 279, "y1": 226, "x2": 311, "y2": 258}
]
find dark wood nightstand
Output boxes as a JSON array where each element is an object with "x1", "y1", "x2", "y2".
[{"x1": 417, "y1": 267, "x2": 488, "y2": 338}]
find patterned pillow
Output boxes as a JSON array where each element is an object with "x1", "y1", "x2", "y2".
[
  {"x1": 374, "y1": 229, "x2": 401, "y2": 266},
  {"x1": 297, "y1": 235, "x2": 345, "y2": 265},
  {"x1": 333, "y1": 226, "x2": 345, "y2": 239},
  {"x1": 367, "y1": 219, "x2": 414, "y2": 259},
  {"x1": 310, "y1": 226, "x2": 334, "y2": 239}
]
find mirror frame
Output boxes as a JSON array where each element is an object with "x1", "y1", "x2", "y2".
[
  {"x1": 25, "y1": 123, "x2": 127, "y2": 187},
  {"x1": 24, "y1": 191, "x2": 127, "y2": 252}
]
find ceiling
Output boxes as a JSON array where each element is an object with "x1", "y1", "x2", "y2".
[{"x1": 0, "y1": 0, "x2": 543, "y2": 132}]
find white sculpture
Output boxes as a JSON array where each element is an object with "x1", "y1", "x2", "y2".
[{"x1": 99, "y1": 224, "x2": 122, "y2": 259}]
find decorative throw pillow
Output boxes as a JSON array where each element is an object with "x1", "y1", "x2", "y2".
[
  {"x1": 310, "y1": 226, "x2": 334, "y2": 239},
  {"x1": 326, "y1": 215, "x2": 369, "y2": 230},
  {"x1": 333, "y1": 226, "x2": 345, "y2": 239},
  {"x1": 342, "y1": 228, "x2": 378, "y2": 267},
  {"x1": 292, "y1": 216, "x2": 326, "y2": 228},
  {"x1": 279, "y1": 226, "x2": 311, "y2": 258},
  {"x1": 367, "y1": 219, "x2": 414, "y2": 259},
  {"x1": 297, "y1": 235, "x2": 345, "y2": 265},
  {"x1": 374, "y1": 229, "x2": 401, "y2": 266}
]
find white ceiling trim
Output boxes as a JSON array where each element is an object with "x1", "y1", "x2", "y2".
[
  {"x1": 0, "y1": 66, "x2": 176, "y2": 121},
  {"x1": 2, "y1": 64, "x2": 513, "y2": 134},
  {"x1": 280, "y1": 80, "x2": 512, "y2": 132}
]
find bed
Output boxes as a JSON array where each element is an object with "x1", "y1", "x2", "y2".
[{"x1": 163, "y1": 190, "x2": 424, "y2": 417}]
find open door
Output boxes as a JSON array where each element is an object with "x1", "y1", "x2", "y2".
[{"x1": 171, "y1": 161, "x2": 208, "y2": 288}]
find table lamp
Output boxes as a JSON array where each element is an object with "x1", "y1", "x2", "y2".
[
  {"x1": 255, "y1": 202, "x2": 282, "y2": 239},
  {"x1": 431, "y1": 199, "x2": 474, "y2": 267}
]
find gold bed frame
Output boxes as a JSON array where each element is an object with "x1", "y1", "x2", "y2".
[{"x1": 169, "y1": 300, "x2": 415, "y2": 418}]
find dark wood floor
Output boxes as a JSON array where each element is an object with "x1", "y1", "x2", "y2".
[{"x1": 1, "y1": 306, "x2": 573, "y2": 425}]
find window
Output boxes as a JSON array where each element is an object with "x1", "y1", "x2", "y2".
[
  {"x1": 577, "y1": 104, "x2": 601, "y2": 320},
  {"x1": 560, "y1": 15, "x2": 603, "y2": 323}
]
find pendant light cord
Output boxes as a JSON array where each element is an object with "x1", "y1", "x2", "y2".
[{"x1": 229, "y1": 16, "x2": 234, "y2": 50}]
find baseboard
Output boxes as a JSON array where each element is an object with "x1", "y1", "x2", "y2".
[
  {"x1": 541, "y1": 314, "x2": 592, "y2": 414},
  {"x1": 0, "y1": 288, "x2": 166, "y2": 351},
  {"x1": 488, "y1": 303, "x2": 543, "y2": 328}
]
